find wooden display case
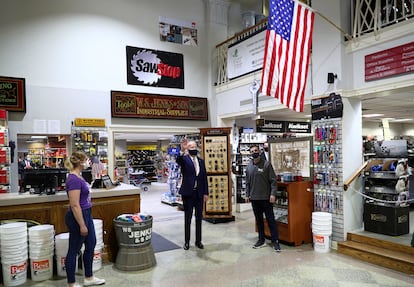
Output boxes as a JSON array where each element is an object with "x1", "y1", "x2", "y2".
[
  {"x1": 200, "y1": 127, "x2": 234, "y2": 223},
  {"x1": 262, "y1": 181, "x2": 313, "y2": 246}
]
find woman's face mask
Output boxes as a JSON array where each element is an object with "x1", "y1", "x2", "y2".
[{"x1": 82, "y1": 159, "x2": 90, "y2": 169}]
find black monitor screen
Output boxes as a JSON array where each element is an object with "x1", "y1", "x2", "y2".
[
  {"x1": 22, "y1": 168, "x2": 68, "y2": 194},
  {"x1": 81, "y1": 169, "x2": 92, "y2": 184}
]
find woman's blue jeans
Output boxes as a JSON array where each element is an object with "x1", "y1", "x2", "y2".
[{"x1": 65, "y1": 208, "x2": 96, "y2": 284}]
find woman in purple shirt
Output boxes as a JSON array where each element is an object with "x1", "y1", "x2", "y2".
[{"x1": 64, "y1": 151, "x2": 105, "y2": 287}]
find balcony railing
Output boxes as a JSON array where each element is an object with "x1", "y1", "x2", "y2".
[
  {"x1": 215, "y1": 0, "x2": 414, "y2": 86},
  {"x1": 353, "y1": 0, "x2": 413, "y2": 37}
]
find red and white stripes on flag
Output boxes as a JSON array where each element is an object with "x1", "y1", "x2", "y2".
[{"x1": 260, "y1": 0, "x2": 314, "y2": 112}]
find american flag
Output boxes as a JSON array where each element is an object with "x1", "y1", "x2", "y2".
[{"x1": 260, "y1": 0, "x2": 314, "y2": 112}]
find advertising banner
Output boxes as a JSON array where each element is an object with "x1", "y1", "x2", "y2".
[
  {"x1": 126, "y1": 46, "x2": 184, "y2": 89},
  {"x1": 227, "y1": 30, "x2": 266, "y2": 80},
  {"x1": 159, "y1": 16, "x2": 198, "y2": 47}
]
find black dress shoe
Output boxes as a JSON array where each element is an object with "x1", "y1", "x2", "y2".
[
  {"x1": 195, "y1": 242, "x2": 204, "y2": 249},
  {"x1": 183, "y1": 242, "x2": 190, "y2": 250}
]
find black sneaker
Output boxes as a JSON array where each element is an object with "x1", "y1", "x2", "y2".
[
  {"x1": 274, "y1": 241, "x2": 281, "y2": 252},
  {"x1": 253, "y1": 240, "x2": 266, "y2": 249}
]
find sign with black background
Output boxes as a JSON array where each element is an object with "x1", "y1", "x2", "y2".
[
  {"x1": 256, "y1": 119, "x2": 311, "y2": 133},
  {"x1": 311, "y1": 93, "x2": 343, "y2": 120},
  {"x1": 0, "y1": 76, "x2": 26, "y2": 112},
  {"x1": 126, "y1": 46, "x2": 184, "y2": 89}
]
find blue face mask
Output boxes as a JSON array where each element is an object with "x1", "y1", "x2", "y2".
[{"x1": 189, "y1": 149, "x2": 198, "y2": 156}]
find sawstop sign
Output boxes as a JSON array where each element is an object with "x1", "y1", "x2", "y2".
[{"x1": 126, "y1": 46, "x2": 184, "y2": 89}]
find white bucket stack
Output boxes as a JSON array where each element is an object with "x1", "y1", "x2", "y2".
[
  {"x1": 312, "y1": 212, "x2": 332, "y2": 253},
  {"x1": 55, "y1": 232, "x2": 78, "y2": 277},
  {"x1": 0, "y1": 222, "x2": 28, "y2": 287},
  {"x1": 93, "y1": 219, "x2": 104, "y2": 272},
  {"x1": 28, "y1": 224, "x2": 55, "y2": 281}
]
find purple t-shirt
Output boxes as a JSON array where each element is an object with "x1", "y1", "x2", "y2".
[{"x1": 66, "y1": 174, "x2": 92, "y2": 210}]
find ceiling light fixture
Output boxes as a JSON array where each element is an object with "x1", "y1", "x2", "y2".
[
  {"x1": 362, "y1": 113, "x2": 384, "y2": 118},
  {"x1": 391, "y1": 118, "x2": 413, "y2": 122},
  {"x1": 31, "y1": 135, "x2": 48, "y2": 139}
]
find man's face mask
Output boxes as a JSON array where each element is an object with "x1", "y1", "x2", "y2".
[
  {"x1": 188, "y1": 149, "x2": 198, "y2": 156},
  {"x1": 251, "y1": 152, "x2": 260, "y2": 159}
]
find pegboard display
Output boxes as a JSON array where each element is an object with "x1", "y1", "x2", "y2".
[
  {"x1": 206, "y1": 175, "x2": 229, "y2": 212},
  {"x1": 312, "y1": 118, "x2": 343, "y2": 214},
  {"x1": 312, "y1": 118, "x2": 344, "y2": 243},
  {"x1": 204, "y1": 135, "x2": 228, "y2": 173},
  {"x1": 200, "y1": 127, "x2": 234, "y2": 223}
]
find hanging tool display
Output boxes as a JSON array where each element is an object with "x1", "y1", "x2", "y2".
[{"x1": 313, "y1": 119, "x2": 343, "y2": 214}]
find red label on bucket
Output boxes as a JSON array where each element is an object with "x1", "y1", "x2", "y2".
[
  {"x1": 32, "y1": 259, "x2": 50, "y2": 270},
  {"x1": 93, "y1": 252, "x2": 101, "y2": 259},
  {"x1": 314, "y1": 235, "x2": 325, "y2": 243},
  {"x1": 10, "y1": 261, "x2": 27, "y2": 274}
]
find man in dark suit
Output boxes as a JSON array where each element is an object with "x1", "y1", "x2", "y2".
[
  {"x1": 19, "y1": 154, "x2": 34, "y2": 178},
  {"x1": 176, "y1": 138, "x2": 209, "y2": 250}
]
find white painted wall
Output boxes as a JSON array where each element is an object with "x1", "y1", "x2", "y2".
[
  {"x1": 312, "y1": 0, "x2": 346, "y2": 95},
  {"x1": 342, "y1": 98, "x2": 363, "y2": 239},
  {"x1": 0, "y1": 0, "x2": 215, "y2": 191}
]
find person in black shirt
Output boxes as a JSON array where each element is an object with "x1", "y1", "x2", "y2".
[{"x1": 245, "y1": 145, "x2": 281, "y2": 252}]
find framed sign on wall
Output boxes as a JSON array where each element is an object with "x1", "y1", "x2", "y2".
[
  {"x1": 0, "y1": 76, "x2": 26, "y2": 112},
  {"x1": 111, "y1": 90, "x2": 208, "y2": 121},
  {"x1": 269, "y1": 136, "x2": 313, "y2": 179}
]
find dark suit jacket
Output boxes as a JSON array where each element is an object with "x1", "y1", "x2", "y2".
[
  {"x1": 176, "y1": 154, "x2": 208, "y2": 198},
  {"x1": 20, "y1": 159, "x2": 34, "y2": 170}
]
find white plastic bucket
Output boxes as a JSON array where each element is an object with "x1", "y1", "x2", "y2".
[
  {"x1": 93, "y1": 219, "x2": 103, "y2": 229},
  {"x1": 312, "y1": 212, "x2": 332, "y2": 253},
  {"x1": 0, "y1": 235, "x2": 27, "y2": 247},
  {"x1": 92, "y1": 244, "x2": 103, "y2": 272},
  {"x1": 28, "y1": 225, "x2": 54, "y2": 236},
  {"x1": 312, "y1": 212, "x2": 332, "y2": 220},
  {"x1": 1, "y1": 248, "x2": 28, "y2": 262},
  {"x1": 55, "y1": 254, "x2": 78, "y2": 277},
  {"x1": 94, "y1": 219, "x2": 104, "y2": 245},
  {"x1": 29, "y1": 247, "x2": 54, "y2": 259},
  {"x1": 29, "y1": 241, "x2": 54, "y2": 251},
  {"x1": 312, "y1": 223, "x2": 332, "y2": 233},
  {"x1": 0, "y1": 222, "x2": 27, "y2": 234},
  {"x1": 55, "y1": 233, "x2": 69, "y2": 247},
  {"x1": 2, "y1": 258, "x2": 28, "y2": 287},
  {"x1": 313, "y1": 232, "x2": 331, "y2": 253},
  {"x1": 30, "y1": 254, "x2": 53, "y2": 281}
]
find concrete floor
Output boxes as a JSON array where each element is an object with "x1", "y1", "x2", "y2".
[{"x1": 18, "y1": 183, "x2": 414, "y2": 286}]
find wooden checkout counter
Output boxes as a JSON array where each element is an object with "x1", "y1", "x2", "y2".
[{"x1": 0, "y1": 183, "x2": 141, "y2": 262}]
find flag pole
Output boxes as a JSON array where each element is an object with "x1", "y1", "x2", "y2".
[{"x1": 314, "y1": 10, "x2": 353, "y2": 41}]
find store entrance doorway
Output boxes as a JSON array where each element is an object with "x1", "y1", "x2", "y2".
[{"x1": 109, "y1": 127, "x2": 198, "y2": 223}]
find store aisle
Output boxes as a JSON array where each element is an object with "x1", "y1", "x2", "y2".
[{"x1": 23, "y1": 183, "x2": 414, "y2": 287}]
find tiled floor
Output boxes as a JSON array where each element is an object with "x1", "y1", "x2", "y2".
[{"x1": 19, "y1": 183, "x2": 414, "y2": 286}]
